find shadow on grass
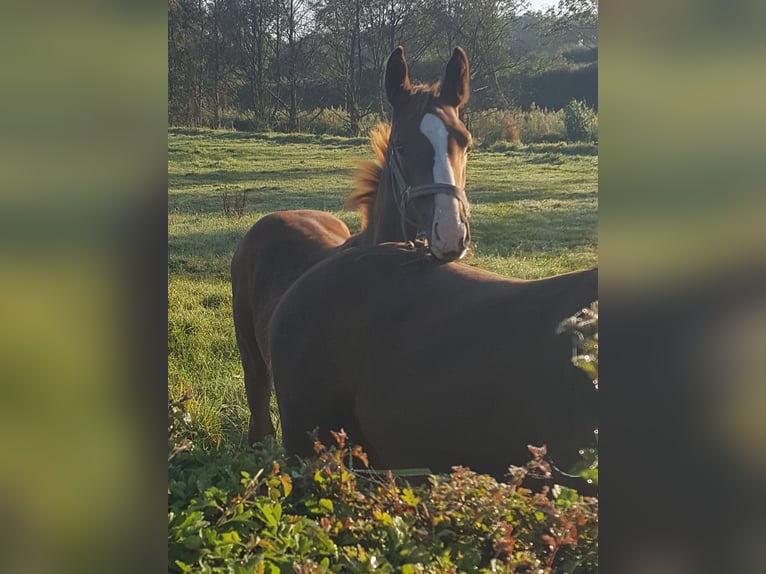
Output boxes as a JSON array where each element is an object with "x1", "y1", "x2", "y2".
[
  {"x1": 169, "y1": 188, "x2": 348, "y2": 215},
  {"x1": 168, "y1": 217, "x2": 359, "y2": 279},
  {"x1": 171, "y1": 165, "x2": 352, "y2": 189},
  {"x1": 168, "y1": 127, "x2": 368, "y2": 148},
  {"x1": 169, "y1": 228, "x2": 245, "y2": 278},
  {"x1": 486, "y1": 141, "x2": 598, "y2": 156},
  {"x1": 469, "y1": 187, "x2": 596, "y2": 205},
  {"x1": 525, "y1": 153, "x2": 567, "y2": 165},
  {"x1": 469, "y1": 205, "x2": 597, "y2": 255}
]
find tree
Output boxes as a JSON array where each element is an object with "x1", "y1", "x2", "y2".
[
  {"x1": 543, "y1": 0, "x2": 598, "y2": 48},
  {"x1": 166, "y1": 0, "x2": 597, "y2": 130},
  {"x1": 168, "y1": 0, "x2": 208, "y2": 126}
]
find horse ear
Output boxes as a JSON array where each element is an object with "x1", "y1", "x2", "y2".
[
  {"x1": 441, "y1": 46, "x2": 470, "y2": 108},
  {"x1": 385, "y1": 46, "x2": 411, "y2": 105}
]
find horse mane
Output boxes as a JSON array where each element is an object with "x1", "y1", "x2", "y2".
[
  {"x1": 345, "y1": 122, "x2": 391, "y2": 230},
  {"x1": 344, "y1": 86, "x2": 438, "y2": 231}
]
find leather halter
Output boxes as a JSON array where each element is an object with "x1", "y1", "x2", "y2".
[{"x1": 386, "y1": 144, "x2": 470, "y2": 242}]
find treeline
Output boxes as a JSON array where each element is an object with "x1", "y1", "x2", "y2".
[{"x1": 168, "y1": 0, "x2": 597, "y2": 135}]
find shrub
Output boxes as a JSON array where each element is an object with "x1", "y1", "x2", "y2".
[
  {"x1": 469, "y1": 106, "x2": 572, "y2": 145},
  {"x1": 302, "y1": 107, "x2": 350, "y2": 136},
  {"x1": 501, "y1": 111, "x2": 522, "y2": 144},
  {"x1": 228, "y1": 109, "x2": 270, "y2": 132},
  {"x1": 563, "y1": 100, "x2": 597, "y2": 142},
  {"x1": 557, "y1": 301, "x2": 599, "y2": 487},
  {"x1": 357, "y1": 112, "x2": 387, "y2": 138},
  {"x1": 589, "y1": 113, "x2": 598, "y2": 142},
  {"x1": 169, "y1": 403, "x2": 598, "y2": 573},
  {"x1": 521, "y1": 103, "x2": 567, "y2": 143},
  {"x1": 218, "y1": 107, "x2": 239, "y2": 130},
  {"x1": 558, "y1": 301, "x2": 598, "y2": 389},
  {"x1": 469, "y1": 105, "x2": 597, "y2": 145},
  {"x1": 465, "y1": 109, "x2": 511, "y2": 146}
]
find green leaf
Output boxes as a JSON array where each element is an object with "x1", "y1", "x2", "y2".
[
  {"x1": 174, "y1": 560, "x2": 193, "y2": 573},
  {"x1": 552, "y1": 485, "x2": 579, "y2": 510},
  {"x1": 220, "y1": 531, "x2": 241, "y2": 544},
  {"x1": 400, "y1": 487, "x2": 421, "y2": 507},
  {"x1": 258, "y1": 502, "x2": 282, "y2": 529},
  {"x1": 373, "y1": 510, "x2": 393, "y2": 526},
  {"x1": 318, "y1": 498, "x2": 334, "y2": 513},
  {"x1": 279, "y1": 474, "x2": 292, "y2": 497},
  {"x1": 183, "y1": 534, "x2": 203, "y2": 550}
]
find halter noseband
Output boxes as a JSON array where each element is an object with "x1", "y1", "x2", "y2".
[{"x1": 387, "y1": 144, "x2": 470, "y2": 242}]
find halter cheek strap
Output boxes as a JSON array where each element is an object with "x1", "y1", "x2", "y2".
[{"x1": 387, "y1": 145, "x2": 469, "y2": 241}]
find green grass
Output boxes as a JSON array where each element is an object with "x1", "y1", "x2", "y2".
[{"x1": 168, "y1": 128, "x2": 598, "y2": 446}]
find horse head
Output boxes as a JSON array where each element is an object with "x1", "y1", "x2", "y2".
[{"x1": 382, "y1": 46, "x2": 472, "y2": 262}]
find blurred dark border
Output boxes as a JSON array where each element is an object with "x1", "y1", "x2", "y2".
[
  {"x1": 0, "y1": 2, "x2": 168, "y2": 573},
  {"x1": 599, "y1": 0, "x2": 766, "y2": 571},
  {"x1": 1, "y1": 1, "x2": 765, "y2": 572}
]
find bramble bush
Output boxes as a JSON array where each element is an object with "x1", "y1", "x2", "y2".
[{"x1": 169, "y1": 304, "x2": 599, "y2": 573}]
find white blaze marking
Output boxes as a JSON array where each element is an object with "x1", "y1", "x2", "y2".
[
  {"x1": 419, "y1": 113, "x2": 455, "y2": 185},
  {"x1": 419, "y1": 113, "x2": 465, "y2": 258}
]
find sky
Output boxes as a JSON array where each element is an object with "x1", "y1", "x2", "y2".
[{"x1": 526, "y1": 0, "x2": 558, "y2": 12}]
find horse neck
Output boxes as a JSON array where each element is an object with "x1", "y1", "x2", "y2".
[{"x1": 358, "y1": 162, "x2": 412, "y2": 246}]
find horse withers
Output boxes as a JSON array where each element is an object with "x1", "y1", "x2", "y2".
[
  {"x1": 232, "y1": 46, "x2": 475, "y2": 445},
  {"x1": 269, "y1": 244, "x2": 598, "y2": 486}
]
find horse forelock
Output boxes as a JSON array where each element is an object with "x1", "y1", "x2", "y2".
[
  {"x1": 344, "y1": 86, "x2": 439, "y2": 231},
  {"x1": 345, "y1": 122, "x2": 391, "y2": 230}
]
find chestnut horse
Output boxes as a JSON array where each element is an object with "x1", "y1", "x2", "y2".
[
  {"x1": 269, "y1": 244, "x2": 598, "y2": 483},
  {"x1": 232, "y1": 46, "x2": 473, "y2": 445}
]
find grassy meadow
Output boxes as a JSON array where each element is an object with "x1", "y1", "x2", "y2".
[{"x1": 168, "y1": 127, "x2": 598, "y2": 448}]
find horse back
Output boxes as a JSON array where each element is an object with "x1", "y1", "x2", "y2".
[
  {"x1": 231, "y1": 210, "x2": 351, "y2": 348},
  {"x1": 269, "y1": 245, "x2": 598, "y2": 476}
]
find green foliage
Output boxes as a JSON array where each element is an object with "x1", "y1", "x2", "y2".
[
  {"x1": 563, "y1": 100, "x2": 597, "y2": 142},
  {"x1": 557, "y1": 302, "x2": 598, "y2": 390},
  {"x1": 213, "y1": 107, "x2": 386, "y2": 138},
  {"x1": 301, "y1": 107, "x2": 351, "y2": 136},
  {"x1": 182, "y1": 101, "x2": 598, "y2": 143},
  {"x1": 467, "y1": 106, "x2": 582, "y2": 146},
  {"x1": 523, "y1": 104, "x2": 568, "y2": 143},
  {"x1": 309, "y1": 109, "x2": 380, "y2": 138},
  {"x1": 229, "y1": 110, "x2": 269, "y2": 133},
  {"x1": 169, "y1": 412, "x2": 598, "y2": 573},
  {"x1": 466, "y1": 109, "x2": 517, "y2": 146},
  {"x1": 557, "y1": 302, "x2": 599, "y2": 486}
]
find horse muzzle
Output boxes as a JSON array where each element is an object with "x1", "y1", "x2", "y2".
[{"x1": 430, "y1": 217, "x2": 470, "y2": 262}]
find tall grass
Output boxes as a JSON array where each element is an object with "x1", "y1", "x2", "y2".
[
  {"x1": 216, "y1": 106, "x2": 386, "y2": 137},
  {"x1": 465, "y1": 104, "x2": 594, "y2": 146},
  {"x1": 199, "y1": 105, "x2": 597, "y2": 143}
]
